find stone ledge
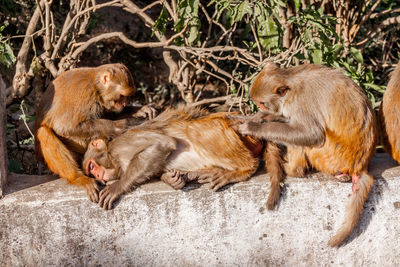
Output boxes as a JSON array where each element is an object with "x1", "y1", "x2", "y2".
[{"x1": 0, "y1": 153, "x2": 400, "y2": 266}]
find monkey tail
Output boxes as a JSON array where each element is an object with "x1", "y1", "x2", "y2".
[{"x1": 328, "y1": 172, "x2": 373, "y2": 247}]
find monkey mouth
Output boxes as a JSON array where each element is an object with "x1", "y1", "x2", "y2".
[{"x1": 114, "y1": 96, "x2": 127, "y2": 111}]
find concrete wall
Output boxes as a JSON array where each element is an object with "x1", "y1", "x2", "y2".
[{"x1": 1, "y1": 153, "x2": 400, "y2": 266}]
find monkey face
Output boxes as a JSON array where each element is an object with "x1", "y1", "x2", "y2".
[
  {"x1": 83, "y1": 139, "x2": 119, "y2": 183},
  {"x1": 85, "y1": 159, "x2": 118, "y2": 184},
  {"x1": 97, "y1": 64, "x2": 136, "y2": 113},
  {"x1": 250, "y1": 63, "x2": 290, "y2": 115}
]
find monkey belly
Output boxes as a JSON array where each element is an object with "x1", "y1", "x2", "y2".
[
  {"x1": 165, "y1": 141, "x2": 214, "y2": 171},
  {"x1": 306, "y1": 140, "x2": 373, "y2": 175}
]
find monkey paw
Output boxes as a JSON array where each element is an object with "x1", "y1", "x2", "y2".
[
  {"x1": 161, "y1": 170, "x2": 186, "y2": 190},
  {"x1": 135, "y1": 105, "x2": 157, "y2": 120},
  {"x1": 99, "y1": 182, "x2": 122, "y2": 210},
  {"x1": 83, "y1": 178, "x2": 100, "y2": 203},
  {"x1": 237, "y1": 121, "x2": 259, "y2": 136},
  {"x1": 209, "y1": 176, "x2": 232, "y2": 191},
  {"x1": 334, "y1": 173, "x2": 351, "y2": 182}
]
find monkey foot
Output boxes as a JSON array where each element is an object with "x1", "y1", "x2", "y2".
[
  {"x1": 161, "y1": 170, "x2": 186, "y2": 190},
  {"x1": 334, "y1": 172, "x2": 351, "y2": 182},
  {"x1": 352, "y1": 174, "x2": 361, "y2": 193}
]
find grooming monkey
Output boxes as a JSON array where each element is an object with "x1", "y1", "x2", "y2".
[
  {"x1": 379, "y1": 63, "x2": 400, "y2": 163},
  {"x1": 82, "y1": 106, "x2": 275, "y2": 210},
  {"x1": 238, "y1": 63, "x2": 377, "y2": 247},
  {"x1": 35, "y1": 64, "x2": 155, "y2": 202}
]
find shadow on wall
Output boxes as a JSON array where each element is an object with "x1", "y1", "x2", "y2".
[
  {"x1": 4, "y1": 173, "x2": 58, "y2": 195},
  {"x1": 340, "y1": 153, "x2": 397, "y2": 246}
]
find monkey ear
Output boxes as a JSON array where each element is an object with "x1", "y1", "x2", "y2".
[
  {"x1": 101, "y1": 71, "x2": 111, "y2": 86},
  {"x1": 91, "y1": 139, "x2": 106, "y2": 149},
  {"x1": 262, "y1": 62, "x2": 278, "y2": 72}
]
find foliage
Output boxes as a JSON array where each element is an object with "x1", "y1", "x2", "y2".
[
  {"x1": 152, "y1": 0, "x2": 399, "y2": 108},
  {"x1": 0, "y1": 24, "x2": 16, "y2": 69}
]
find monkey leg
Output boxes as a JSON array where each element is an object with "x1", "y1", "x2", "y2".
[
  {"x1": 334, "y1": 172, "x2": 352, "y2": 182},
  {"x1": 283, "y1": 146, "x2": 308, "y2": 177},
  {"x1": 160, "y1": 170, "x2": 187, "y2": 190},
  {"x1": 264, "y1": 142, "x2": 285, "y2": 210},
  {"x1": 36, "y1": 126, "x2": 100, "y2": 202},
  {"x1": 196, "y1": 167, "x2": 256, "y2": 192}
]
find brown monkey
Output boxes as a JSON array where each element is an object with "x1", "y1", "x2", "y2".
[
  {"x1": 379, "y1": 63, "x2": 400, "y2": 163},
  {"x1": 82, "y1": 106, "x2": 267, "y2": 210},
  {"x1": 35, "y1": 63, "x2": 154, "y2": 202},
  {"x1": 238, "y1": 63, "x2": 377, "y2": 247}
]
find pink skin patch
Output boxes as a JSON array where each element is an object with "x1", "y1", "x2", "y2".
[
  {"x1": 114, "y1": 95, "x2": 127, "y2": 111},
  {"x1": 85, "y1": 160, "x2": 110, "y2": 182},
  {"x1": 256, "y1": 102, "x2": 266, "y2": 111},
  {"x1": 352, "y1": 174, "x2": 361, "y2": 193}
]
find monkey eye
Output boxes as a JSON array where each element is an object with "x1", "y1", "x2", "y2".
[
  {"x1": 274, "y1": 86, "x2": 289, "y2": 97},
  {"x1": 89, "y1": 162, "x2": 94, "y2": 171}
]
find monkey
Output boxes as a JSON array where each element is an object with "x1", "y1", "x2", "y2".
[
  {"x1": 35, "y1": 63, "x2": 155, "y2": 203},
  {"x1": 237, "y1": 63, "x2": 377, "y2": 247},
  {"x1": 379, "y1": 63, "x2": 400, "y2": 164},
  {"x1": 81, "y1": 105, "x2": 271, "y2": 210}
]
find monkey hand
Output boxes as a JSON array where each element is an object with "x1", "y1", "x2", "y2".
[
  {"x1": 99, "y1": 181, "x2": 123, "y2": 210},
  {"x1": 237, "y1": 121, "x2": 261, "y2": 136},
  {"x1": 161, "y1": 170, "x2": 186, "y2": 190},
  {"x1": 133, "y1": 105, "x2": 157, "y2": 120},
  {"x1": 82, "y1": 177, "x2": 100, "y2": 203}
]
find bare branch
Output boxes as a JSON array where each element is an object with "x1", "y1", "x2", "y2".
[
  {"x1": 189, "y1": 95, "x2": 234, "y2": 107},
  {"x1": 51, "y1": 0, "x2": 121, "y2": 60},
  {"x1": 356, "y1": 15, "x2": 400, "y2": 46},
  {"x1": 70, "y1": 22, "x2": 188, "y2": 60},
  {"x1": 370, "y1": 8, "x2": 400, "y2": 19},
  {"x1": 10, "y1": 0, "x2": 45, "y2": 104},
  {"x1": 350, "y1": 0, "x2": 382, "y2": 41}
]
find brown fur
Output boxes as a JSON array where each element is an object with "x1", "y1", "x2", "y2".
[
  {"x1": 83, "y1": 105, "x2": 268, "y2": 209},
  {"x1": 379, "y1": 63, "x2": 400, "y2": 163},
  {"x1": 35, "y1": 64, "x2": 137, "y2": 202},
  {"x1": 239, "y1": 63, "x2": 377, "y2": 246}
]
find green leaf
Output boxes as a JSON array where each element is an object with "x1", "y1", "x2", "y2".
[
  {"x1": 294, "y1": 0, "x2": 301, "y2": 11},
  {"x1": 174, "y1": 0, "x2": 201, "y2": 45},
  {"x1": 257, "y1": 16, "x2": 280, "y2": 50},
  {"x1": 235, "y1": 0, "x2": 251, "y2": 22},
  {"x1": 153, "y1": 6, "x2": 169, "y2": 36},
  {"x1": 363, "y1": 83, "x2": 386, "y2": 93},
  {"x1": 350, "y1": 47, "x2": 364, "y2": 64},
  {"x1": 311, "y1": 49, "x2": 323, "y2": 64}
]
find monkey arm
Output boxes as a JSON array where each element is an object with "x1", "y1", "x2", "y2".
[
  {"x1": 36, "y1": 126, "x2": 100, "y2": 202},
  {"x1": 99, "y1": 133, "x2": 177, "y2": 210},
  {"x1": 68, "y1": 119, "x2": 129, "y2": 138},
  {"x1": 228, "y1": 112, "x2": 287, "y2": 132},
  {"x1": 239, "y1": 119, "x2": 325, "y2": 147}
]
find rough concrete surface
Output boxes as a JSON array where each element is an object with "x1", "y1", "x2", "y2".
[{"x1": 1, "y1": 153, "x2": 400, "y2": 266}]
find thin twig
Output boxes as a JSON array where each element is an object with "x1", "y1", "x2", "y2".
[{"x1": 189, "y1": 95, "x2": 233, "y2": 107}]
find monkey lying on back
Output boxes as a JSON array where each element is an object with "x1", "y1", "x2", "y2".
[
  {"x1": 82, "y1": 106, "x2": 278, "y2": 210},
  {"x1": 238, "y1": 63, "x2": 377, "y2": 247}
]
